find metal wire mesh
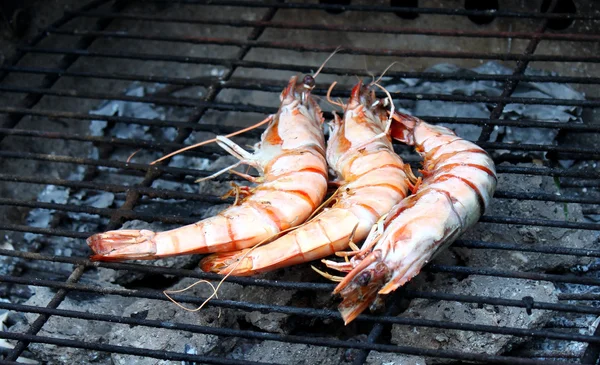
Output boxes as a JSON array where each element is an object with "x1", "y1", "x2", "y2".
[{"x1": 0, "y1": 0, "x2": 599, "y2": 364}]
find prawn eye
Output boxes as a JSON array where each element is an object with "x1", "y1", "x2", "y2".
[
  {"x1": 356, "y1": 271, "x2": 371, "y2": 286},
  {"x1": 303, "y1": 75, "x2": 315, "y2": 89}
]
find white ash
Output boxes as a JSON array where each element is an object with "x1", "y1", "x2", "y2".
[
  {"x1": 22, "y1": 186, "x2": 112, "y2": 259},
  {"x1": 459, "y1": 162, "x2": 600, "y2": 272},
  {"x1": 384, "y1": 61, "x2": 585, "y2": 148},
  {"x1": 0, "y1": 241, "x2": 19, "y2": 277},
  {"x1": 168, "y1": 155, "x2": 213, "y2": 171},
  {"x1": 365, "y1": 351, "x2": 426, "y2": 365},
  {"x1": 168, "y1": 154, "x2": 239, "y2": 173},
  {"x1": 200, "y1": 204, "x2": 231, "y2": 219},
  {"x1": 538, "y1": 263, "x2": 600, "y2": 360},
  {"x1": 235, "y1": 266, "x2": 308, "y2": 335},
  {"x1": 239, "y1": 285, "x2": 295, "y2": 335},
  {"x1": 238, "y1": 340, "x2": 347, "y2": 365},
  {"x1": 7, "y1": 277, "x2": 242, "y2": 365},
  {"x1": 23, "y1": 185, "x2": 70, "y2": 243},
  {"x1": 391, "y1": 276, "x2": 557, "y2": 363},
  {"x1": 0, "y1": 303, "x2": 37, "y2": 364},
  {"x1": 89, "y1": 84, "x2": 167, "y2": 140},
  {"x1": 510, "y1": 310, "x2": 595, "y2": 361},
  {"x1": 154, "y1": 155, "x2": 241, "y2": 198},
  {"x1": 108, "y1": 276, "x2": 241, "y2": 365},
  {"x1": 9, "y1": 285, "x2": 136, "y2": 365},
  {"x1": 79, "y1": 191, "x2": 115, "y2": 209}
]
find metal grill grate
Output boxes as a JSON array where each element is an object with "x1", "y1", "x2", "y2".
[{"x1": 0, "y1": 1, "x2": 599, "y2": 364}]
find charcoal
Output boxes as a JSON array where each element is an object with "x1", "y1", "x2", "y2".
[
  {"x1": 365, "y1": 351, "x2": 426, "y2": 365},
  {"x1": 238, "y1": 267, "x2": 305, "y2": 334},
  {"x1": 241, "y1": 340, "x2": 348, "y2": 365},
  {"x1": 89, "y1": 85, "x2": 166, "y2": 140},
  {"x1": 384, "y1": 61, "x2": 585, "y2": 151},
  {"x1": 459, "y1": 162, "x2": 600, "y2": 272},
  {"x1": 10, "y1": 285, "x2": 135, "y2": 365},
  {"x1": 108, "y1": 277, "x2": 241, "y2": 365},
  {"x1": 391, "y1": 276, "x2": 557, "y2": 363},
  {"x1": 1, "y1": 8, "x2": 596, "y2": 361}
]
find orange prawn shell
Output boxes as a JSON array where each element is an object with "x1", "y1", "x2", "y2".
[
  {"x1": 87, "y1": 76, "x2": 329, "y2": 260},
  {"x1": 200, "y1": 81, "x2": 411, "y2": 276},
  {"x1": 334, "y1": 112, "x2": 497, "y2": 324}
]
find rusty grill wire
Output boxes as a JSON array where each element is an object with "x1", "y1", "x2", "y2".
[{"x1": 0, "y1": 0, "x2": 599, "y2": 364}]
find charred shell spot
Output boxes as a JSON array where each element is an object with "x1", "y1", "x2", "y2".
[
  {"x1": 356, "y1": 271, "x2": 371, "y2": 286},
  {"x1": 369, "y1": 295, "x2": 386, "y2": 313}
]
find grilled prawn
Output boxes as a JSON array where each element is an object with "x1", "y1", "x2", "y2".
[
  {"x1": 326, "y1": 111, "x2": 497, "y2": 324},
  {"x1": 200, "y1": 81, "x2": 412, "y2": 276},
  {"x1": 87, "y1": 75, "x2": 328, "y2": 260}
]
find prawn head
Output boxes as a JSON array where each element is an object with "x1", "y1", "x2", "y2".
[{"x1": 334, "y1": 250, "x2": 391, "y2": 324}]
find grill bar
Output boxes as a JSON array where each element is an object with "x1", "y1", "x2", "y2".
[
  {"x1": 3, "y1": 128, "x2": 600, "y2": 161},
  {"x1": 64, "y1": 10, "x2": 600, "y2": 42},
  {"x1": 4, "y1": 147, "x2": 600, "y2": 184},
  {"x1": 0, "y1": 274, "x2": 597, "y2": 346},
  {"x1": 0, "y1": 301, "x2": 572, "y2": 365},
  {"x1": 0, "y1": 173, "x2": 223, "y2": 201},
  {"x1": 1, "y1": 179, "x2": 599, "y2": 230},
  {"x1": 1, "y1": 0, "x2": 598, "y2": 363},
  {"x1": 1, "y1": 169, "x2": 599, "y2": 229},
  {"x1": 2, "y1": 165, "x2": 599, "y2": 205},
  {"x1": 4, "y1": 266, "x2": 86, "y2": 361},
  {"x1": 453, "y1": 240, "x2": 600, "y2": 257},
  {"x1": 0, "y1": 0, "x2": 121, "y2": 140},
  {"x1": 2, "y1": 83, "x2": 598, "y2": 108},
  {"x1": 0, "y1": 324, "x2": 571, "y2": 365},
  {"x1": 20, "y1": 39, "x2": 600, "y2": 63},
  {"x1": 0, "y1": 151, "x2": 231, "y2": 181},
  {"x1": 4, "y1": 64, "x2": 600, "y2": 85},
  {"x1": 479, "y1": 21, "x2": 545, "y2": 141},
  {"x1": 2, "y1": 146, "x2": 599, "y2": 180},
  {"x1": 0, "y1": 331, "x2": 273, "y2": 365},
  {"x1": 2, "y1": 210, "x2": 599, "y2": 258},
  {"x1": 2, "y1": 248, "x2": 599, "y2": 311},
  {"x1": 1, "y1": 107, "x2": 599, "y2": 134},
  {"x1": 478, "y1": 216, "x2": 600, "y2": 230},
  {"x1": 144, "y1": 0, "x2": 600, "y2": 20},
  {"x1": 1, "y1": 241, "x2": 598, "y2": 287}
]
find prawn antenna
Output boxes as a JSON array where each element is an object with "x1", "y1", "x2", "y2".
[
  {"x1": 327, "y1": 82, "x2": 345, "y2": 109},
  {"x1": 164, "y1": 222, "x2": 308, "y2": 313},
  {"x1": 313, "y1": 46, "x2": 342, "y2": 80},
  {"x1": 126, "y1": 149, "x2": 141, "y2": 163},
  {"x1": 363, "y1": 56, "x2": 376, "y2": 85},
  {"x1": 371, "y1": 83, "x2": 395, "y2": 136},
  {"x1": 150, "y1": 115, "x2": 273, "y2": 165},
  {"x1": 371, "y1": 61, "x2": 400, "y2": 87}
]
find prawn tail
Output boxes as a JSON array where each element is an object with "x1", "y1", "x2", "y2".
[
  {"x1": 87, "y1": 229, "x2": 158, "y2": 261},
  {"x1": 199, "y1": 249, "x2": 254, "y2": 276}
]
